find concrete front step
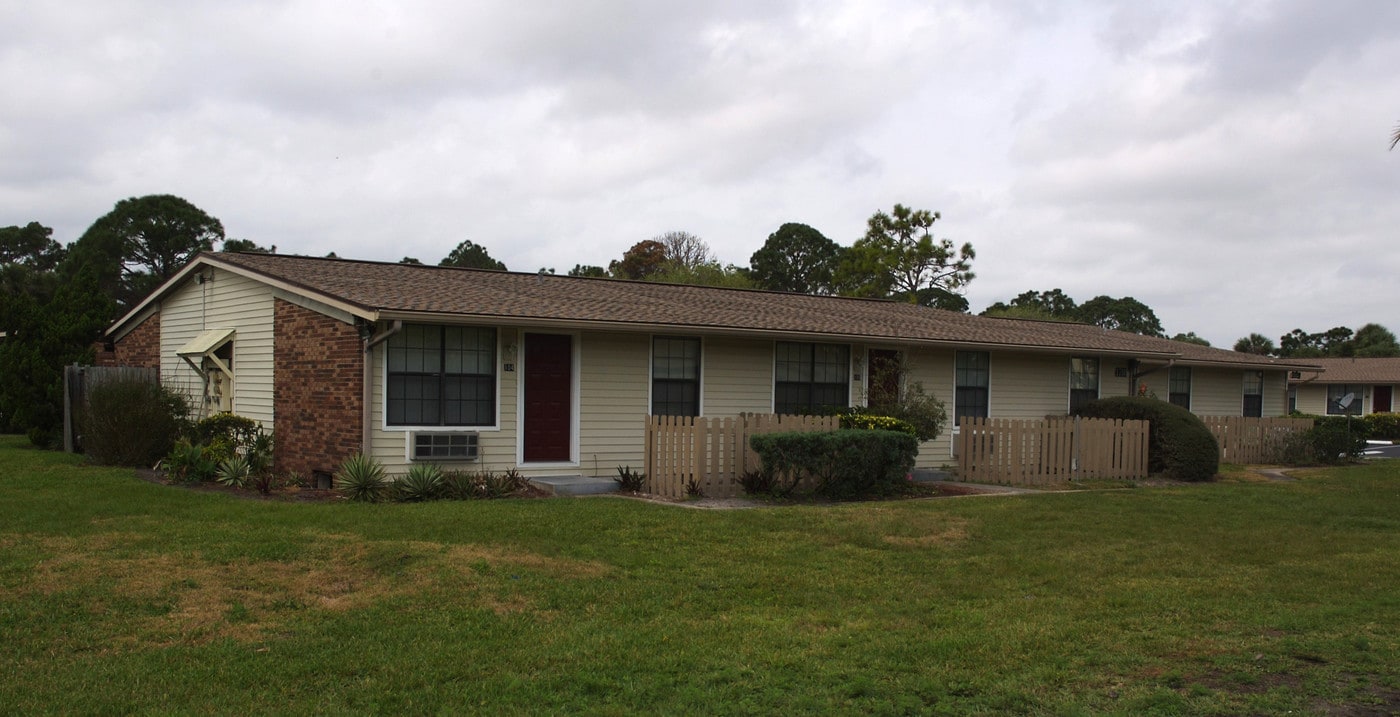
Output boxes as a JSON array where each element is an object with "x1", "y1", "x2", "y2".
[{"x1": 529, "y1": 475, "x2": 619, "y2": 496}]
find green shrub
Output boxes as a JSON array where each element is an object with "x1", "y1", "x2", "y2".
[
  {"x1": 839, "y1": 412, "x2": 918, "y2": 437},
  {"x1": 878, "y1": 382, "x2": 948, "y2": 442},
  {"x1": 1075, "y1": 396, "x2": 1219, "y2": 482},
  {"x1": 615, "y1": 466, "x2": 646, "y2": 492},
  {"x1": 193, "y1": 413, "x2": 261, "y2": 451},
  {"x1": 397, "y1": 463, "x2": 444, "y2": 502},
  {"x1": 749, "y1": 429, "x2": 918, "y2": 499},
  {"x1": 162, "y1": 439, "x2": 217, "y2": 484},
  {"x1": 336, "y1": 453, "x2": 388, "y2": 502},
  {"x1": 738, "y1": 468, "x2": 779, "y2": 497},
  {"x1": 1363, "y1": 412, "x2": 1400, "y2": 442},
  {"x1": 80, "y1": 377, "x2": 189, "y2": 467},
  {"x1": 441, "y1": 468, "x2": 527, "y2": 500},
  {"x1": 1306, "y1": 416, "x2": 1370, "y2": 464}
]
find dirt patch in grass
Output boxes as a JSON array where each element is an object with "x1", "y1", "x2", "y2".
[{"x1": 7, "y1": 531, "x2": 609, "y2": 647}]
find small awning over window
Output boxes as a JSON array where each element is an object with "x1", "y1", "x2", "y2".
[{"x1": 177, "y1": 328, "x2": 235, "y2": 377}]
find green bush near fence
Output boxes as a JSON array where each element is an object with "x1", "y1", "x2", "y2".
[
  {"x1": 1076, "y1": 396, "x2": 1219, "y2": 482},
  {"x1": 749, "y1": 429, "x2": 918, "y2": 499},
  {"x1": 80, "y1": 377, "x2": 190, "y2": 467}
]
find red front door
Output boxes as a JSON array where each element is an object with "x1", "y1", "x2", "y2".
[
  {"x1": 1374, "y1": 386, "x2": 1392, "y2": 413},
  {"x1": 523, "y1": 333, "x2": 572, "y2": 462}
]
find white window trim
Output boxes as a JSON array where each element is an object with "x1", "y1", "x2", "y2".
[
  {"x1": 647, "y1": 335, "x2": 705, "y2": 417},
  {"x1": 768, "y1": 340, "x2": 854, "y2": 414},
  {"x1": 1067, "y1": 356, "x2": 1101, "y2": 413},
  {"x1": 379, "y1": 325, "x2": 503, "y2": 433}
]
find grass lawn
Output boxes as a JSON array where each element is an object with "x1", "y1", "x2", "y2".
[{"x1": 2, "y1": 435, "x2": 1398, "y2": 715}]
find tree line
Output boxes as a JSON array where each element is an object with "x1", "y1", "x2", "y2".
[
  {"x1": 1233, "y1": 324, "x2": 1399, "y2": 358},
  {"x1": 8, "y1": 191, "x2": 1394, "y2": 449}
]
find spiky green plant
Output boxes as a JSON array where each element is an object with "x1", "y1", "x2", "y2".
[
  {"x1": 335, "y1": 453, "x2": 388, "y2": 503},
  {"x1": 215, "y1": 455, "x2": 252, "y2": 488},
  {"x1": 396, "y1": 463, "x2": 444, "y2": 502}
]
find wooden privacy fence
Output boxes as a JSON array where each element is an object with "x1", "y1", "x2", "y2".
[
  {"x1": 644, "y1": 413, "x2": 840, "y2": 498},
  {"x1": 63, "y1": 364, "x2": 160, "y2": 453},
  {"x1": 956, "y1": 416, "x2": 1149, "y2": 486},
  {"x1": 1202, "y1": 416, "x2": 1314, "y2": 464}
]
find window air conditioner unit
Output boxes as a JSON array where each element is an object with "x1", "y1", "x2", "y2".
[{"x1": 410, "y1": 432, "x2": 479, "y2": 461}]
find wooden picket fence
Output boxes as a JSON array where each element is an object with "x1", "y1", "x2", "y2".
[
  {"x1": 956, "y1": 416, "x2": 1149, "y2": 486},
  {"x1": 644, "y1": 414, "x2": 840, "y2": 498},
  {"x1": 1201, "y1": 416, "x2": 1314, "y2": 464}
]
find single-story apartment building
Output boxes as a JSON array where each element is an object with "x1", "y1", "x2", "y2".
[
  {"x1": 105, "y1": 252, "x2": 1320, "y2": 479},
  {"x1": 1289, "y1": 357, "x2": 1400, "y2": 416}
]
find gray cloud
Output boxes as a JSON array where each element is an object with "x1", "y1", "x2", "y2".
[{"x1": 2, "y1": 0, "x2": 1398, "y2": 348}]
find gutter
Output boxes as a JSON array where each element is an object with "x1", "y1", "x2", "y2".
[{"x1": 361, "y1": 319, "x2": 402, "y2": 455}]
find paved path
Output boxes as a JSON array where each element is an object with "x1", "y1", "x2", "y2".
[{"x1": 1251, "y1": 467, "x2": 1297, "y2": 481}]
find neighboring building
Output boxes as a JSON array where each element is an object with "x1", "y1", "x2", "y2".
[
  {"x1": 1289, "y1": 358, "x2": 1400, "y2": 416},
  {"x1": 105, "y1": 252, "x2": 1319, "y2": 480}
]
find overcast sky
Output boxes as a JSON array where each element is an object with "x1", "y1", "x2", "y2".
[{"x1": 3, "y1": 0, "x2": 1398, "y2": 346}]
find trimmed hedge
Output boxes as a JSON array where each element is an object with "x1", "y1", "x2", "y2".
[
  {"x1": 749, "y1": 429, "x2": 918, "y2": 499},
  {"x1": 1363, "y1": 412, "x2": 1400, "y2": 442},
  {"x1": 1075, "y1": 396, "x2": 1219, "y2": 482}
]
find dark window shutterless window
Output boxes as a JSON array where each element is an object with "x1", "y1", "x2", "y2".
[
  {"x1": 1069, "y1": 357, "x2": 1099, "y2": 413},
  {"x1": 652, "y1": 336, "x2": 700, "y2": 416},
  {"x1": 1326, "y1": 383, "x2": 1363, "y2": 416},
  {"x1": 955, "y1": 351, "x2": 990, "y2": 420},
  {"x1": 1169, "y1": 367, "x2": 1192, "y2": 410},
  {"x1": 774, "y1": 342, "x2": 849, "y2": 414},
  {"x1": 1242, "y1": 371, "x2": 1264, "y2": 418},
  {"x1": 387, "y1": 325, "x2": 496, "y2": 426}
]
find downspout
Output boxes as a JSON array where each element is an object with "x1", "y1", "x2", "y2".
[{"x1": 361, "y1": 320, "x2": 403, "y2": 455}]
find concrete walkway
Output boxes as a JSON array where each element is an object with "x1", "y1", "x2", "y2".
[
  {"x1": 1251, "y1": 467, "x2": 1297, "y2": 481},
  {"x1": 528, "y1": 475, "x2": 618, "y2": 496}
]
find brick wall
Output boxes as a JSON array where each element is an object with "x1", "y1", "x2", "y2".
[
  {"x1": 273, "y1": 299, "x2": 364, "y2": 478},
  {"x1": 112, "y1": 312, "x2": 161, "y2": 371}
]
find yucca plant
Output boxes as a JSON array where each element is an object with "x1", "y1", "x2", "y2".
[
  {"x1": 396, "y1": 463, "x2": 444, "y2": 502},
  {"x1": 336, "y1": 453, "x2": 388, "y2": 503},
  {"x1": 215, "y1": 455, "x2": 252, "y2": 488}
]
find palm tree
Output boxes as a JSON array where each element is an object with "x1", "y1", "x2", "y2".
[{"x1": 1391, "y1": 122, "x2": 1400, "y2": 150}]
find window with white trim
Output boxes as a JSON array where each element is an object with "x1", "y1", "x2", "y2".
[
  {"x1": 652, "y1": 336, "x2": 700, "y2": 416},
  {"x1": 387, "y1": 325, "x2": 496, "y2": 426},
  {"x1": 1069, "y1": 357, "x2": 1099, "y2": 413},
  {"x1": 1242, "y1": 371, "x2": 1264, "y2": 418},
  {"x1": 774, "y1": 342, "x2": 849, "y2": 414},
  {"x1": 1169, "y1": 367, "x2": 1192, "y2": 410},
  {"x1": 955, "y1": 351, "x2": 990, "y2": 420}
]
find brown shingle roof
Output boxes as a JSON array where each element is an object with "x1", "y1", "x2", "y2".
[
  {"x1": 117, "y1": 252, "x2": 1319, "y2": 370},
  {"x1": 1290, "y1": 358, "x2": 1400, "y2": 384}
]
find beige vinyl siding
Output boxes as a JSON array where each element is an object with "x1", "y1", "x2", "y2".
[
  {"x1": 702, "y1": 337, "x2": 774, "y2": 416},
  {"x1": 900, "y1": 346, "x2": 955, "y2": 467},
  {"x1": 577, "y1": 332, "x2": 649, "y2": 477},
  {"x1": 1261, "y1": 371, "x2": 1287, "y2": 416},
  {"x1": 159, "y1": 268, "x2": 275, "y2": 426},
  {"x1": 988, "y1": 352, "x2": 1071, "y2": 419},
  {"x1": 1292, "y1": 383, "x2": 1329, "y2": 415},
  {"x1": 1188, "y1": 368, "x2": 1245, "y2": 416},
  {"x1": 1096, "y1": 360, "x2": 1172, "y2": 400}
]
